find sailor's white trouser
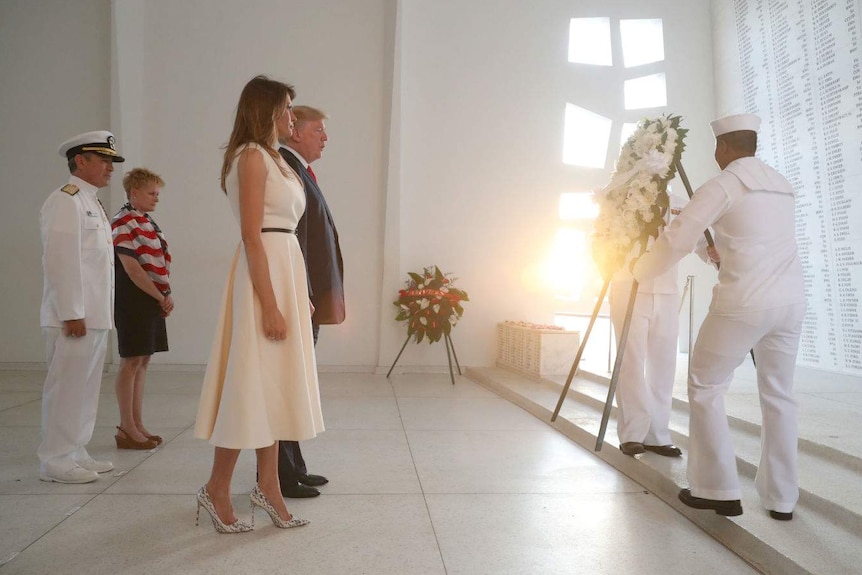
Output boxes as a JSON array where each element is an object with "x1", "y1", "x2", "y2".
[{"x1": 687, "y1": 303, "x2": 805, "y2": 513}]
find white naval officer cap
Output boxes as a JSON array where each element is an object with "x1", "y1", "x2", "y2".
[
  {"x1": 58, "y1": 130, "x2": 126, "y2": 162},
  {"x1": 710, "y1": 113, "x2": 761, "y2": 137}
]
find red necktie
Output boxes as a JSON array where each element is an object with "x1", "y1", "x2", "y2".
[{"x1": 307, "y1": 165, "x2": 317, "y2": 183}]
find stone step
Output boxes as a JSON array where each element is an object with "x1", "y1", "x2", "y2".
[
  {"x1": 466, "y1": 366, "x2": 862, "y2": 575},
  {"x1": 568, "y1": 373, "x2": 862, "y2": 535}
]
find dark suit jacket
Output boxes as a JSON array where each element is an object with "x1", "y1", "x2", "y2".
[{"x1": 280, "y1": 147, "x2": 346, "y2": 325}]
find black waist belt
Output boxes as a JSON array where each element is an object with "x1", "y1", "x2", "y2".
[{"x1": 261, "y1": 228, "x2": 296, "y2": 234}]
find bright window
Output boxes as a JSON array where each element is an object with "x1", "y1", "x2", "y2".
[
  {"x1": 620, "y1": 19, "x2": 665, "y2": 67},
  {"x1": 568, "y1": 18, "x2": 612, "y2": 66},
  {"x1": 624, "y1": 73, "x2": 667, "y2": 109},
  {"x1": 545, "y1": 227, "x2": 589, "y2": 301},
  {"x1": 620, "y1": 122, "x2": 638, "y2": 147},
  {"x1": 563, "y1": 104, "x2": 612, "y2": 168}
]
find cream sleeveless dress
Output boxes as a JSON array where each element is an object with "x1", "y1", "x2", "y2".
[{"x1": 194, "y1": 143, "x2": 324, "y2": 449}]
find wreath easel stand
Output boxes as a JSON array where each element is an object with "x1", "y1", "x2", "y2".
[
  {"x1": 386, "y1": 332, "x2": 462, "y2": 385},
  {"x1": 551, "y1": 159, "x2": 753, "y2": 450},
  {"x1": 549, "y1": 248, "x2": 643, "y2": 451},
  {"x1": 386, "y1": 266, "x2": 468, "y2": 385}
]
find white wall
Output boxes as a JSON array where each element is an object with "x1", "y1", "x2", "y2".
[
  {"x1": 0, "y1": 0, "x2": 111, "y2": 364},
  {"x1": 1, "y1": 0, "x2": 720, "y2": 370},
  {"x1": 110, "y1": 0, "x2": 390, "y2": 368},
  {"x1": 391, "y1": 0, "x2": 718, "y2": 367}
]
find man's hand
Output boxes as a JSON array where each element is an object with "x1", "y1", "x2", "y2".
[{"x1": 63, "y1": 319, "x2": 87, "y2": 338}]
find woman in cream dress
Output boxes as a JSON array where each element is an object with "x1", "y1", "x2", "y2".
[{"x1": 194, "y1": 76, "x2": 324, "y2": 533}]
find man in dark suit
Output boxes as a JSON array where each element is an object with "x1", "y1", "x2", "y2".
[{"x1": 276, "y1": 105, "x2": 346, "y2": 498}]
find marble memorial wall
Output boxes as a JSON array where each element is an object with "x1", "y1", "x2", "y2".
[{"x1": 720, "y1": 0, "x2": 862, "y2": 374}]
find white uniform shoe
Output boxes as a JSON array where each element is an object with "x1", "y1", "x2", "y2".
[
  {"x1": 40, "y1": 464, "x2": 99, "y2": 484},
  {"x1": 75, "y1": 456, "x2": 114, "y2": 474}
]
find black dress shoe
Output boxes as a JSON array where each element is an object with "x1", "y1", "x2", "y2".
[
  {"x1": 280, "y1": 482, "x2": 320, "y2": 498},
  {"x1": 643, "y1": 444, "x2": 682, "y2": 457},
  {"x1": 298, "y1": 473, "x2": 329, "y2": 487},
  {"x1": 678, "y1": 488, "x2": 742, "y2": 516},
  {"x1": 620, "y1": 442, "x2": 645, "y2": 456},
  {"x1": 769, "y1": 510, "x2": 793, "y2": 521}
]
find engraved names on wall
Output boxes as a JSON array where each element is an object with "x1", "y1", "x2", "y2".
[{"x1": 733, "y1": 0, "x2": 862, "y2": 373}]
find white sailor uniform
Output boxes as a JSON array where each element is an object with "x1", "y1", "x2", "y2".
[
  {"x1": 610, "y1": 193, "x2": 685, "y2": 446},
  {"x1": 38, "y1": 175, "x2": 115, "y2": 476},
  {"x1": 633, "y1": 156, "x2": 806, "y2": 513}
]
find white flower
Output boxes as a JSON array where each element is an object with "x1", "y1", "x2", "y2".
[
  {"x1": 592, "y1": 113, "x2": 685, "y2": 276},
  {"x1": 420, "y1": 299, "x2": 430, "y2": 309},
  {"x1": 642, "y1": 149, "x2": 671, "y2": 178},
  {"x1": 625, "y1": 191, "x2": 650, "y2": 213},
  {"x1": 642, "y1": 182, "x2": 659, "y2": 203},
  {"x1": 634, "y1": 171, "x2": 653, "y2": 188},
  {"x1": 432, "y1": 304, "x2": 440, "y2": 313},
  {"x1": 420, "y1": 317, "x2": 427, "y2": 325},
  {"x1": 666, "y1": 128, "x2": 678, "y2": 144},
  {"x1": 640, "y1": 208, "x2": 655, "y2": 223}
]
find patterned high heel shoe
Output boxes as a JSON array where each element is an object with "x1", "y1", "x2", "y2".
[
  {"x1": 250, "y1": 485, "x2": 309, "y2": 529},
  {"x1": 196, "y1": 486, "x2": 253, "y2": 534}
]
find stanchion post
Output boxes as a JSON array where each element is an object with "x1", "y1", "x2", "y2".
[{"x1": 688, "y1": 275, "x2": 694, "y2": 380}]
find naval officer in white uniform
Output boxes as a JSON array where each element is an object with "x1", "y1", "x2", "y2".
[
  {"x1": 612, "y1": 193, "x2": 686, "y2": 458},
  {"x1": 39, "y1": 131, "x2": 125, "y2": 483},
  {"x1": 632, "y1": 114, "x2": 806, "y2": 521}
]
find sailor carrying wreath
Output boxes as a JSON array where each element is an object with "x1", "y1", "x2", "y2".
[
  {"x1": 551, "y1": 114, "x2": 694, "y2": 448},
  {"x1": 387, "y1": 266, "x2": 469, "y2": 385}
]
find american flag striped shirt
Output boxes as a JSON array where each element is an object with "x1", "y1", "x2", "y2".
[{"x1": 111, "y1": 203, "x2": 171, "y2": 294}]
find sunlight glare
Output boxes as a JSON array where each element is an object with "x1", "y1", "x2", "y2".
[
  {"x1": 559, "y1": 192, "x2": 599, "y2": 221},
  {"x1": 545, "y1": 228, "x2": 589, "y2": 301}
]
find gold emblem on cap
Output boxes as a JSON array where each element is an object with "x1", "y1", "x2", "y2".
[
  {"x1": 81, "y1": 146, "x2": 119, "y2": 156},
  {"x1": 107, "y1": 135, "x2": 116, "y2": 150}
]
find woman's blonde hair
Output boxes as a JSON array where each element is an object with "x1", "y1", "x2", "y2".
[
  {"x1": 123, "y1": 167, "x2": 165, "y2": 197},
  {"x1": 220, "y1": 75, "x2": 295, "y2": 192}
]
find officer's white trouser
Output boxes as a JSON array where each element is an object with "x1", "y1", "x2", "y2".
[
  {"x1": 610, "y1": 282, "x2": 678, "y2": 445},
  {"x1": 687, "y1": 303, "x2": 805, "y2": 513},
  {"x1": 38, "y1": 328, "x2": 108, "y2": 471}
]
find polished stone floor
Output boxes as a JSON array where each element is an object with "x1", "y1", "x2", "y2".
[{"x1": 0, "y1": 370, "x2": 759, "y2": 575}]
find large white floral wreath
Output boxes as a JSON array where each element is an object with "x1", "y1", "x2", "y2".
[{"x1": 592, "y1": 114, "x2": 688, "y2": 278}]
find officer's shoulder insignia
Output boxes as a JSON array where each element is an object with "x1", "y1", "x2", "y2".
[{"x1": 60, "y1": 184, "x2": 79, "y2": 196}]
